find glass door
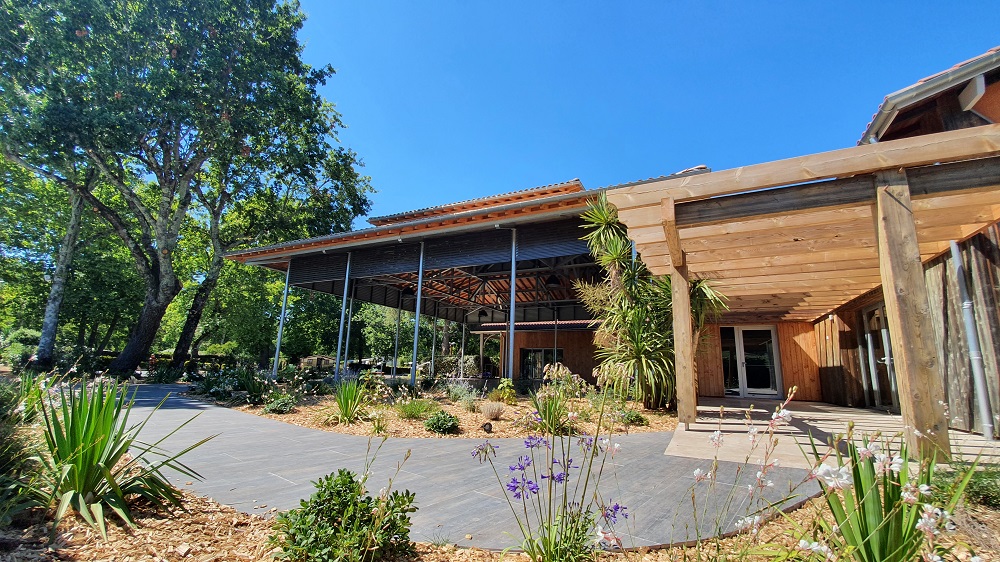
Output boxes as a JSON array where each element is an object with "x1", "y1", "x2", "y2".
[{"x1": 720, "y1": 326, "x2": 782, "y2": 397}]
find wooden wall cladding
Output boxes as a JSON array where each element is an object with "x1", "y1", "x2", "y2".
[
  {"x1": 696, "y1": 324, "x2": 725, "y2": 397},
  {"x1": 813, "y1": 312, "x2": 867, "y2": 407},
  {"x1": 777, "y1": 322, "x2": 822, "y2": 401},
  {"x1": 511, "y1": 331, "x2": 597, "y2": 383}
]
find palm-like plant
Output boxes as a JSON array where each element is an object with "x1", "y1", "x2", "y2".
[
  {"x1": 36, "y1": 378, "x2": 213, "y2": 539},
  {"x1": 578, "y1": 193, "x2": 726, "y2": 409}
]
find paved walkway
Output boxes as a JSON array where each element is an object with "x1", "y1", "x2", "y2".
[{"x1": 131, "y1": 385, "x2": 816, "y2": 550}]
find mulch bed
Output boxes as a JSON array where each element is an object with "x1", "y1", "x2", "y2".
[{"x1": 188, "y1": 390, "x2": 678, "y2": 439}]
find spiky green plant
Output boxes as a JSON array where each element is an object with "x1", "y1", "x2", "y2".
[
  {"x1": 326, "y1": 380, "x2": 369, "y2": 425},
  {"x1": 36, "y1": 378, "x2": 213, "y2": 539},
  {"x1": 577, "y1": 193, "x2": 726, "y2": 409}
]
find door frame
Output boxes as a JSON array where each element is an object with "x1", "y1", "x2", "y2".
[
  {"x1": 859, "y1": 302, "x2": 901, "y2": 412},
  {"x1": 723, "y1": 325, "x2": 784, "y2": 398}
]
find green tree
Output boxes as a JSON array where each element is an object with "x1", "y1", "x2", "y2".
[
  {"x1": 0, "y1": 0, "x2": 350, "y2": 374},
  {"x1": 576, "y1": 193, "x2": 726, "y2": 410}
]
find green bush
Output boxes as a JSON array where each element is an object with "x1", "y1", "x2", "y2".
[
  {"x1": 446, "y1": 381, "x2": 476, "y2": 402},
  {"x1": 271, "y1": 468, "x2": 416, "y2": 562},
  {"x1": 965, "y1": 465, "x2": 1000, "y2": 508},
  {"x1": 0, "y1": 328, "x2": 40, "y2": 368},
  {"x1": 0, "y1": 378, "x2": 37, "y2": 526},
  {"x1": 234, "y1": 367, "x2": 272, "y2": 405},
  {"x1": 424, "y1": 411, "x2": 460, "y2": 434},
  {"x1": 619, "y1": 409, "x2": 648, "y2": 426},
  {"x1": 35, "y1": 378, "x2": 213, "y2": 539},
  {"x1": 395, "y1": 398, "x2": 439, "y2": 420},
  {"x1": 531, "y1": 391, "x2": 571, "y2": 436},
  {"x1": 487, "y1": 378, "x2": 516, "y2": 405},
  {"x1": 264, "y1": 391, "x2": 298, "y2": 415},
  {"x1": 148, "y1": 364, "x2": 184, "y2": 384}
]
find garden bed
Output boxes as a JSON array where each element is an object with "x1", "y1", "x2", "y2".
[
  {"x1": 4, "y1": 488, "x2": 995, "y2": 561},
  {"x1": 188, "y1": 389, "x2": 679, "y2": 439}
]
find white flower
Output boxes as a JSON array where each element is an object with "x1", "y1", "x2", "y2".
[
  {"x1": 813, "y1": 464, "x2": 853, "y2": 490},
  {"x1": 771, "y1": 409, "x2": 792, "y2": 425},
  {"x1": 918, "y1": 484, "x2": 932, "y2": 496},
  {"x1": 970, "y1": 556, "x2": 982, "y2": 562},
  {"x1": 797, "y1": 539, "x2": 834, "y2": 560},
  {"x1": 693, "y1": 468, "x2": 710, "y2": 483},
  {"x1": 567, "y1": 411, "x2": 579, "y2": 422},
  {"x1": 874, "y1": 454, "x2": 903, "y2": 475},
  {"x1": 747, "y1": 425, "x2": 760, "y2": 442},
  {"x1": 709, "y1": 430, "x2": 724, "y2": 448},
  {"x1": 735, "y1": 515, "x2": 763, "y2": 534},
  {"x1": 923, "y1": 554, "x2": 942, "y2": 562},
  {"x1": 901, "y1": 483, "x2": 919, "y2": 505},
  {"x1": 857, "y1": 441, "x2": 881, "y2": 460}
]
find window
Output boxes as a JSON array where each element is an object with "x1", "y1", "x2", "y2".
[{"x1": 520, "y1": 348, "x2": 564, "y2": 379}]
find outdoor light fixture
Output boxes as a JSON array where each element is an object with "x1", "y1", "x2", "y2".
[
  {"x1": 545, "y1": 274, "x2": 560, "y2": 288},
  {"x1": 402, "y1": 287, "x2": 415, "y2": 297},
  {"x1": 478, "y1": 310, "x2": 489, "y2": 320}
]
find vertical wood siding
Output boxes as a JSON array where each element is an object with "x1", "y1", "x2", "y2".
[
  {"x1": 696, "y1": 324, "x2": 725, "y2": 397},
  {"x1": 814, "y1": 313, "x2": 867, "y2": 407},
  {"x1": 510, "y1": 331, "x2": 597, "y2": 383},
  {"x1": 777, "y1": 323, "x2": 822, "y2": 401}
]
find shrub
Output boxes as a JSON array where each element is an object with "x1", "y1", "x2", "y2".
[
  {"x1": 487, "y1": 378, "x2": 516, "y2": 405},
  {"x1": 234, "y1": 367, "x2": 272, "y2": 405},
  {"x1": 965, "y1": 465, "x2": 1000, "y2": 508},
  {"x1": 395, "y1": 398, "x2": 439, "y2": 420},
  {"x1": 480, "y1": 401, "x2": 504, "y2": 421},
  {"x1": 0, "y1": 328, "x2": 41, "y2": 367},
  {"x1": 446, "y1": 381, "x2": 476, "y2": 402},
  {"x1": 35, "y1": 378, "x2": 213, "y2": 539},
  {"x1": 0, "y1": 378, "x2": 37, "y2": 526},
  {"x1": 619, "y1": 409, "x2": 648, "y2": 427},
  {"x1": 325, "y1": 380, "x2": 368, "y2": 425},
  {"x1": 424, "y1": 411, "x2": 460, "y2": 434},
  {"x1": 370, "y1": 408, "x2": 389, "y2": 436},
  {"x1": 148, "y1": 364, "x2": 184, "y2": 384},
  {"x1": 264, "y1": 391, "x2": 298, "y2": 415},
  {"x1": 460, "y1": 396, "x2": 476, "y2": 412},
  {"x1": 531, "y1": 391, "x2": 571, "y2": 436},
  {"x1": 195, "y1": 370, "x2": 238, "y2": 400},
  {"x1": 271, "y1": 451, "x2": 416, "y2": 562},
  {"x1": 543, "y1": 362, "x2": 588, "y2": 399}
]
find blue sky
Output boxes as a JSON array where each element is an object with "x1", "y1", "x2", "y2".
[{"x1": 296, "y1": 2, "x2": 1000, "y2": 222}]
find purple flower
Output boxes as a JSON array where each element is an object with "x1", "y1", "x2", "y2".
[
  {"x1": 509, "y1": 455, "x2": 532, "y2": 473},
  {"x1": 542, "y1": 471, "x2": 568, "y2": 483},
  {"x1": 506, "y1": 476, "x2": 539, "y2": 500},
  {"x1": 577, "y1": 435, "x2": 595, "y2": 452},
  {"x1": 524, "y1": 436, "x2": 550, "y2": 449},
  {"x1": 471, "y1": 441, "x2": 498, "y2": 463},
  {"x1": 602, "y1": 502, "x2": 629, "y2": 524}
]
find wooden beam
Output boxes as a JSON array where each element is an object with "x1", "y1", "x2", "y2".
[
  {"x1": 660, "y1": 197, "x2": 683, "y2": 267},
  {"x1": 672, "y1": 265, "x2": 696, "y2": 426},
  {"x1": 607, "y1": 124, "x2": 1000, "y2": 205},
  {"x1": 874, "y1": 169, "x2": 950, "y2": 459}
]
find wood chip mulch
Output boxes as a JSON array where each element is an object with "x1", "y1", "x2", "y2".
[{"x1": 190, "y1": 391, "x2": 678, "y2": 440}]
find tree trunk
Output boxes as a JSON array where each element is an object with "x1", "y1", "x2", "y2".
[
  {"x1": 34, "y1": 189, "x2": 84, "y2": 369},
  {"x1": 106, "y1": 280, "x2": 179, "y2": 376},
  {"x1": 170, "y1": 255, "x2": 224, "y2": 368},
  {"x1": 97, "y1": 312, "x2": 120, "y2": 354},
  {"x1": 441, "y1": 319, "x2": 451, "y2": 355}
]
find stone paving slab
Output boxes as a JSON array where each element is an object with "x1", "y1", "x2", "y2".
[{"x1": 130, "y1": 384, "x2": 817, "y2": 550}]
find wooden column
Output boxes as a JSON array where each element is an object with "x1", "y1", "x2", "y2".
[
  {"x1": 874, "y1": 169, "x2": 950, "y2": 458},
  {"x1": 664, "y1": 197, "x2": 697, "y2": 425},
  {"x1": 672, "y1": 265, "x2": 696, "y2": 426}
]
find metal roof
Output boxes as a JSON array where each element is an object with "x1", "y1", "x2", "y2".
[{"x1": 860, "y1": 46, "x2": 1000, "y2": 144}]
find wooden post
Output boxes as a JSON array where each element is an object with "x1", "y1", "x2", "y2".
[
  {"x1": 874, "y1": 169, "x2": 950, "y2": 458},
  {"x1": 672, "y1": 264, "x2": 696, "y2": 427}
]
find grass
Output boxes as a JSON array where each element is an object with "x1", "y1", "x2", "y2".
[{"x1": 395, "y1": 398, "x2": 440, "y2": 420}]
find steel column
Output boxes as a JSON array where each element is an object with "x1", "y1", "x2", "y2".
[
  {"x1": 334, "y1": 252, "x2": 352, "y2": 378},
  {"x1": 342, "y1": 283, "x2": 356, "y2": 376},
  {"x1": 950, "y1": 241, "x2": 996, "y2": 439},
  {"x1": 410, "y1": 241, "x2": 425, "y2": 387},
  {"x1": 271, "y1": 265, "x2": 292, "y2": 379},
  {"x1": 459, "y1": 323, "x2": 467, "y2": 377},
  {"x1": 507, "y1": 228, "x2": 517, "y2": 380},
  {"x1": 392, "y1": 290, "x2": 403, "y2": 377}
]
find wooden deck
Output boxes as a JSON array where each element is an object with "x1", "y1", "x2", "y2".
[{"x1": 664, "y1": 397, "x2": 1000, "y2": 469}]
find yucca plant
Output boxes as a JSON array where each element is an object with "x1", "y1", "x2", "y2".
[
  {"x1": 326, "y1": 380, "x2": 369, "y2": 425},
  {"x1": 36, "y1": 378, "x2": 213, "y2": 539}
]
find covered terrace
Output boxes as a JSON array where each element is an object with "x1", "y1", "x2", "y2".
[{"x1": 606, "y1": 124, "x2": 1000, "y2": 458}]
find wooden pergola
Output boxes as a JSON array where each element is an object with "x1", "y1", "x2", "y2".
[{"x1": 606, "y1": 124, "x2": 1000, "y2": 457}]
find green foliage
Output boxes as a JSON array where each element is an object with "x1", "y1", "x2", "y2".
[
  {"x1": 326, "y1": 380, "x2": 369, "y2": 425},
  {"x1": 542, "y1": 363, "x2": 588, "y2": 399},
  {"x1": 395, "y1": 398, "x2": 440, "y2": 420},
  {"x1": 0, "y1": 377, "x2": 38, "y2": 526},
  {"x1": 0, "y1": 328, "x2": 40, "y2": 367},
  {"x1": 488, "y1": 378, "x2": 517, "y2": 405},
  {"x1": 35, "y1": 378, "x2": 213, "y2": 539},
  {"x1": 964, "y1": 465, "x2": 1000, "y2": 508},
  {"x1": 619, "y1": 409, "x2": 648, "y2": 427},
  {"x1": 424, "y1": 411, "x2": 460, "y2": 434},
  {"x1": 234, "y1": 367, "x2": 273, "y2": 405},
  {"x1": 577, "y1": 193, "x2": 726, "y2": 410},
  {"x1": 271, "y1": 451, "x2": 416, "y2": 562},
  {"x1": 799, "y1": 433, "x2": 975, "y2": 562},
  {"x1": 522, "y1": 508, "x2": 596, "y2": 562},
  {"x1": 264, "y1": 391, "x2": 298, "y2": 415},
  {"x1": 530, "y1": 391, "x2": 571, "y2": 436},
  {"x1": 194, "y1": 370, "x2": 238, "y2": 400},
  {"x1": 370, "y1": 408, "x2": 389, "y2": 436},
  {"x1": 148, "y1": 364, "x2": 184, "y2": 384},
  {"x1": 460, "y1": 396, "x2": 477, "y2": 413},
  {"x1": 446, "y1": 381, "x2": 476, "y2": 402}
]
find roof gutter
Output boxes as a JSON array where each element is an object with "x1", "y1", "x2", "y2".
[{"x1": 860, "y1": 48, "x2": 1000, "y2": 145}]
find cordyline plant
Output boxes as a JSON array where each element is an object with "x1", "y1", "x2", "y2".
[
  {"x1": 576, "y1": 193, "x2": 725, "y2": 410},
  {"x1": 472, "y1": 388, "x2": 632, "y2": 562},
  {"x1": 35, "y1": 378, "x2": 214, "y2": 539}
]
